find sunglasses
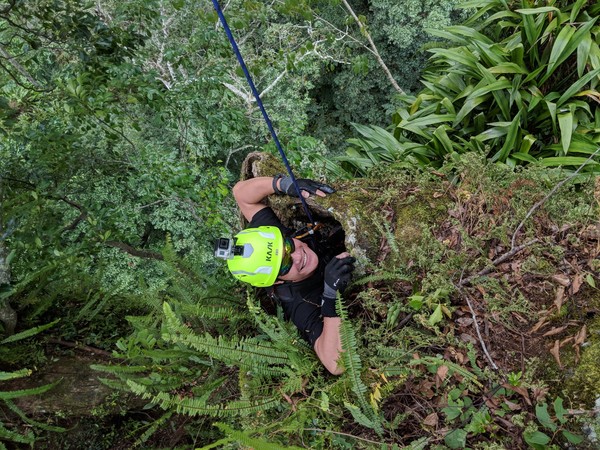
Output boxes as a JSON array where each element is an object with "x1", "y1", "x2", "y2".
[{"x1": 279, "y1": 237, "x2": 295, "y2": 276}]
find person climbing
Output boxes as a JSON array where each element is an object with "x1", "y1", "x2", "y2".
[{"x1": 215, "y1": 175, "x2": 355, "y2": 375}]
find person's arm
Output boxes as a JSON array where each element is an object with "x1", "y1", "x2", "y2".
[
  {"x1": 315, "y1": 252, "x2": 356, "y2": 375},
  {"x1": 314, "y1": 317, "x2": 343, "y2": 375},
  {"x1": 233, "y1": 176, "x2": 335, "y2": 222},
  {"x1": 232, "y1": 177, "x2": 276, "y2": 222}
]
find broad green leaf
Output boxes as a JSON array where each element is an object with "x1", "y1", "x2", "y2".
[
  {"x1": 491, "y1": 111, "x2": 521, "y2": 162},
  {"x1": 519, "y1": 134, "x2": 537, "y2": 155},
  {"x1": 540, "y1": 157, "x2": 599, "y2": 167},
  {"x1": 428, "y1": 304, "x2": 443, "y2": 326},
  {"x1": 553, "y1": 397, "x2": 566, "y2": 424},
  {"x1": 577, "y1": 35, "x2": 593, "y2": 77},
  {"x1": 524, "y1": 430, "x2": 551, "y2": 449},
  {"x1": 433, "y1": 126, "x2": 454, "y2": 155},
  {"x1": 535, "y1": 403, "x2": 557, "y2": 432},
  {"x1": 444, "y1": 428, "x2": 467, "y2": 449},
  {"x1": 557, "y1": 68, "x2": 600, "y2": 107},
  {"x1": 570, "y1": 0, "x2": 587, "y2": 22},
  {"x1": 429, "y1": 48, "x2": 479, "y2": 69},
  {"x1": 512, "y1": 152, "x2": 537, "y2": 163},
  {"x1": 558, "y1": 110, "x2": 574, "y2": 154},
  {"x1": 543, "y1": 18, "x2": 598, "y2": 84},
  {"x1": 515, "y1": 7, "x2": 560, "y2": 15},
  {"x1": 489, "y1": 63, "x2": 528, "y2": 74},
  {"x1": 442, "y1": 405, "x2": 462, "y2": 421},
  {"x1": 562, "y1": 430, "x2": 584, "y2": 445},
  {"x1": 586, "y1": 274, "x2": 596, "y2": 288}
]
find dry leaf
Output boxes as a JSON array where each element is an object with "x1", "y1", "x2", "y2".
[
  {"x1": 542, "y1": 325, "x2": 568, "y2": 337},
  {"x1": 554, "y1": 286, "x2": 565, "y2": 311},
  {"x1": 549, "y1": 339, "x2": 562, "y2": 368},
  {"x1": 436, "y1": 365, "x2": 449, "y2": 388},
  {"x1": 530, "y1": 317, "x2": 548, "y2": 333},
  {"x1": 574, "y1": 325, "x2": 587, "y2": 345},
  {"x1": 560, "y1": 336, "x2": 574, "y2": 347},
  {"x1": 502, "y1": 383, "x2": 532, "y2": 406},
  {"x1": 423, "y1": 412, "x2": 439, "y2": 427},
  {"x1": 433, "y1": 192, "x2": 444, "y2": 198},
  {"x1": 572, "y1": 273, "x2": 583, "y2": 295},
  {"x1": 504, "y1": 400, "x2": 521, "y2": 411},
  {"x1": 457, "y1": 317, "x2": 474, "y2": 327},
  {"x1": 552, "y1": 274, "x2": 571, "y2": 287}
]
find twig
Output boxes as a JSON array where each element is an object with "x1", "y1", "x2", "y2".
[
  {"x1": 459, "y1": 238, "x2": 539, "y2": 286},
  {"x1": 511, "y1": 146, "x2": 600, "y2": 249},
  {"x1": 46, "y1": 338, "x2": 115, "y2": 358},
  {"x1": 456, "y1": 285, "x2": 498, "y2": 370}
]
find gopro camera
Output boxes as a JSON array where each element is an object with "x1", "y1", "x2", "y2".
[{"x1": 214, "y1": 237, "x2": 234, "y2": 259}]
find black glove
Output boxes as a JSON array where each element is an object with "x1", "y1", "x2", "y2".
[
  {"x1": 273, "y1": 175, "x2": 335, "y2": 197},
  {"x1": 321, "y1": 256, "x2": 355, "y2": 317}
]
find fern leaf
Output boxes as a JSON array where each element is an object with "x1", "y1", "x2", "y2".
[
  {"x1": 0, "y1": 319, "x2": 60, "y2": 344},
  {"x1": 4, "y1": 400, "x2": 65, "y2": 432},
  {"x1": 0, "y1": 380, "x2": 59, "y2": 400},
  {"x1": 337, "y1": 297, "x2": 384, "y2": 435},
  {"x1": 212, "y1": 422, "x2": 305, "y2": 450},
  {"x1": 0, "y1": 423, "x2": 35, "y2": 444},
  {"x1": 0, "y1": 369, "x2": 32, "y2": 381}
]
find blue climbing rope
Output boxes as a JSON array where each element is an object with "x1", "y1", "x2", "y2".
[{"x1": 210, "y1": 0, "x2": 315, "y2": 225}]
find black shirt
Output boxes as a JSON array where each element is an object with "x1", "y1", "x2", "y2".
[{"x1": 248, "y1": 207, "x2": 325, "y2": 346}]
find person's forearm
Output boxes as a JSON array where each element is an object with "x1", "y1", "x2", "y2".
[
  {"x1": 233, "y1": 177, "x2": 278, "y2": 222},
  {"x1": 314, "y1": 317, "x2": 344, "y2": 375}
]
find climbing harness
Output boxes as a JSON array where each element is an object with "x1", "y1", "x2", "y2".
[{"x1": 210, "y1": 0, "x2": 316, "y2": 226}]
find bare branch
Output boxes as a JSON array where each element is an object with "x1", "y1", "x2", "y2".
[
  {"x1": 339, "y1": 0, "x2": 404, "y2": 94},
  {"x1": 105, "y1": 240, "x2": 164, "y2": 260},
  {"x1": 0, "y1": 43, "x2": 44, "y2": 89}
]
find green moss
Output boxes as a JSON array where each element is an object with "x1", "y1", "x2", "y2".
[{"x1": 565, "y1": 317, "x2": 600, "y2": 407}]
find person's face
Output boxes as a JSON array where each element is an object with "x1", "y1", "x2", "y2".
[{"x1": 277, "y1": 238, "x2": 319, "y2": 283}]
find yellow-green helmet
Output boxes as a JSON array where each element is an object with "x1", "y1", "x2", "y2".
[{"x1": 226, "y1": 226, "x2": 284, "y2": 287}]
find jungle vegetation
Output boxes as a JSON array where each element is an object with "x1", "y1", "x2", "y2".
[{"x1": 0, "y1": 0, "x2": 599, "y2": 448}]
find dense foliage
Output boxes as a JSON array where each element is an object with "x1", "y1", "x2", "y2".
[
  {"x1": 342, "y1": 0, "x2": 600, "y2": 176},
  {"x1": 0, "y1": 0, "x2": 599, "y2": 449}
]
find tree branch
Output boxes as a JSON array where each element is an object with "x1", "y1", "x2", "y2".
[
  {"x1": 339, "y1": 0, "x2": 404, "y2": 94},
  {"x1": 0, "y1": 42, "x2": 44, "y2": 89},
  {"x1": 105, "y1": 240, "x2": 164, "y2": 260}
]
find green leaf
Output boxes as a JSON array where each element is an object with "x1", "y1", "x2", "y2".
[
  {"x1": 491, "y1": 111, "x2": 521, "y2": 162},
  {"x1": 428, "y1": 304, "x2": 443, "y2": 326},
  {"x1": 553, "y1": 397, "x2": 566, "y2": 424},
  {"x1": 535, "y1": 403, "x2": 557, "y2": 432},
  {"x1": 444, "y1": 428, "x2": 467, "y2": 449},
  {"x1": 442, "y1": 405, "x2": 462, "y2": 421},
  {"x1": 408, "y1": 295, "x2": 424, "y2": 311},
  {"x1": 586, "y1": 274, "x2": 596, "y2": 288},
  {"x1": 515, "y1": 7, "x2": 560, "y2": 14},
  {"x1": 344, "y1": 402, "x2": 375, "y2": 429},
  {"x1": 524, "y1": 430, "x2": 551, "y2": 448},
  {"x1": 0, "y1": 369, "x2": 32, "y2": 381},
  {"x1": 562, "y1": 430, "x2": 584, "y2": 445},
  {"x1": 1, "y1": 319, "x2": 60, "y2": 344},
  {"x1": 540, "y1": 157, "x2": 599, "y2": 167},
  {"x1": 558, "y1": 110, "x2": 574, "y2": 154},
  {"x1": 557, "y1": 68, "x2": 600, "y2": 107}
]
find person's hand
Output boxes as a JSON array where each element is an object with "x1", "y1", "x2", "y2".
[
  {"x1": 276, "y1": 176, "x2": 335, "y2": 198},
  {"x1": 322, "y1": 252, "x2": 355, "y2": 301}
]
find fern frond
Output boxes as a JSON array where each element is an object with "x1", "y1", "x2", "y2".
[
  {"x1": 4, "y1": 399, "x2": 65, "y2": 432},
  {"x1": 0, "y1": 380, "x2": 59, "y2": 400},
  {"x1": 353, "y1": 271, "x2": 411, "y2": 285},
  {"x1": 162, "y1": 302, "x2": 290, "y2": 370},
  {"x1": 0, "y1": 424, "x2": 34, "y2": 445},
  {"x1": 337, "y1": 297, "x2": 384, "y2": 435},
  {"x1": 0, "y1": 319, "x2": 60, "y2": 344},
  {"x1": 127, "y1": 380, "x2": 281, "y2": 418},
  {"x1": 212, "y1": 422, "x2": 305, "y2": 450},
  {"x1": 133, "y1": 410, "x2": 173, "y2": 448},
  {"x1": 0, "y1": 368, "x2": 32, "y2": 381}
]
